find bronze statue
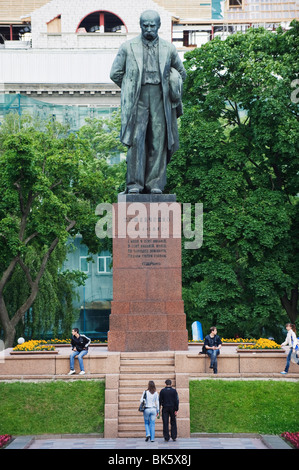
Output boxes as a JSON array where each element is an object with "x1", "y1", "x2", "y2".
[{"x1": 110, "y1": 10, "x2": 186, "y2": 194}]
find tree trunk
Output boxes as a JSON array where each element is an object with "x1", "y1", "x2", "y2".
[
  {"x1": 3, "y1": 324, "x2": 16, "y2": 349},
  {"x1": 280, "y1": 286, "x2": 298, "y2": 325}
]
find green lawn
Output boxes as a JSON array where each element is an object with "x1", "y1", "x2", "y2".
[
  {"x1": 0, "y1": 380, "x2": 105, "y2": 435},
  {"x1": 190, "y1": 380, "x2": 299, "y2": 434},
  {"x1": 1, "y1": 379, "x2": 298, "y2": 436}
]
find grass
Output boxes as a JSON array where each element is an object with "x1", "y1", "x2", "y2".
[
  {"x1": 0, "y1": 380, "x2": 105, "y2": 435},
  {"x1": 1, "y1": 379, "x2": 298, "y2": 436},
  {"x1": 190, "y1": 380, "x2": 299, "y2": 435}
]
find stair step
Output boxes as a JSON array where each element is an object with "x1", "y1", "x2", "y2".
[
  {"x1": 120, "y1": 366, "x2": 175, "y2": 373},
  {"x1": 119, "y1": 403, "x2": 146, "y2": 411},
  {"x1": 118, "y1": 423, "x2": 163, "y2": 431},
  {"x1": 120, "y1": 358, "x2": 174, "y2": 367},
  {"x1": 119, "y1": 373, "x2": 175, "y2": 380},
  {"x1": 119, "y1": 408, "x2": 145, "y2": 416},
  {"x1": 118, "y1": 416, "x2": 161, "y2": 424},
  {"x1": 118, "y1": 431, "x2": 164, "y2": 438},
  {"x1": 119, "y1": 378, "x2": 175, "y2": 387},
  {"x1": 119, "y1": 423, "x2": 163, "y2": 432},
  {"x1": 119, "y1": 394, "x2": 149, "y2": 401},
  {"x1": 118, "y1": 385, "x2": 171, "y2": 393},
  {"x1": 120, "y1": 352, "x2": 175, "y2": 358}
]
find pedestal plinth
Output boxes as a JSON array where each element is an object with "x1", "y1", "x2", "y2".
[{"x1": 108, "y1": 194, "x2": 188, "y2": 351}]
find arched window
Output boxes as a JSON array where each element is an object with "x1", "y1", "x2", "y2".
[{"x1": 76, "y1": 11, "x2": 126, "y2": 33}]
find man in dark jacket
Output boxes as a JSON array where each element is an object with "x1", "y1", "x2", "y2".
[
  {"x1": 159, "y1": 379, "x2": 179, "y2": 441},
  {"x1": 204, "y1": 326, "x2": 222, "y2": 374},
  {"x1": 68, "y1": 328, "x2": 91, "y2": 375}
]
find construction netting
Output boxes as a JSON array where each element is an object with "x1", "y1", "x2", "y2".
[{"x1": 0, "y1": 94, "x2": 118, "y2": 131}]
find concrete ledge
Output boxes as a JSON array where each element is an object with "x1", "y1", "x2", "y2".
[
  {"x1": 1, "y1": 350, "x2": 298, "y2": 379},
  {"x1": 176, "y1": 352, "x2": 299, "y2": 375},
  {"x1": 0, "y1": 348, "x2": 120, "y2": 376}
]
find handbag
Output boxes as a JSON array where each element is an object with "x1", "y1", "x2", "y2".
[{"x1": 138, "y1": 391, "x2": 146, "y2": 412}]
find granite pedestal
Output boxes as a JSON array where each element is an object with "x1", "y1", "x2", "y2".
[{"x1": 108, "y1": 194, "x2": 188, "y2": 351}]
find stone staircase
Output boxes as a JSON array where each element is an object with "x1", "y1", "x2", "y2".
[{"x1": 117, "y1": 352, "x2": 176, "y2": 438}]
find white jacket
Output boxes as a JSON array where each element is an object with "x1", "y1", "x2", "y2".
[
  {"x1": 282, "y1": 330, "x2": 298, "y2": 348},
  {"x1": 140, "y1": 390, "x2": 159, "y2": 413}
]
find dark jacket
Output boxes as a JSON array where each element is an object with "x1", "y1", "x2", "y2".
[
  {"x1": 204, "y1": 334, "x2": 222, "y2": 349},
  {"x1": 71, "y1": 334, "x2": 91, "y2": 352},
  {"x1": 159, "y1": 386, "x2": 179, "y2": 411}
]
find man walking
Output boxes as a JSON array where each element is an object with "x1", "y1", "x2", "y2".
[
  {"x1": 68, "y1": 328, "x2": 90, "y2": 375},
  {"x1": 159, "y1": 379, "x2": 179, "y2": 441},
  {"x1": 110, "y1": 10, "x2": 186, "y2": 194}
]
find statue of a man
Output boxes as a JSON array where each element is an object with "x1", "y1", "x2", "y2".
[{"x1": 110, "y1": 10, "x2": 186, "y2": 194}]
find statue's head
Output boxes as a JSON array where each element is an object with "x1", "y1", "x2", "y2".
[{"x1": 140, "y1": 10, "x2": 161, "y2": 41}]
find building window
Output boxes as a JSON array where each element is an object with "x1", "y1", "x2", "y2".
[
  {"x1": 77, "y1": 11, "x2": 126, "y2": 33},
  {"x1": 98, "y1": 256, "x2": 112, "y2": 273},
  {"x1": 80, "y1": 257, "x2": 89, "y2": 273},
  {"x1": 229, "y1": 0, "x2": 243, "y2": 7}
]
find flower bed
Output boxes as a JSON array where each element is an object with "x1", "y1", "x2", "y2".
[
  {"x1": 281, "y1": 432, "x2": 299, "y2": 449},
  {"x1": 10, "y1": 338, "x2": 106, "y2": 354},
  {"x1": 0, "y1": 435, "x2": 12, "y2": 448},
  {"x1": 42, "y1": 338, "x2": 106, "y2": 345},
  {"x1": 222, "y1": 338, "x2": 257, "y2": 343},
  {"x1": 12, "y1": 340, "x2": 56, "y2": 353},
  {"x1": 238, "y1": 338, "x2": 282, "y2": 351},
  {"x1": 189, "y1": 338, "x2": 257, "y2": 344}
]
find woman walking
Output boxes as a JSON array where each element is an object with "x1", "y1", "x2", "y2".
[
  {"x1": 140, "y1": 381, "x2": 159, "y2": 442},
  {"x1": 280, "y1": 323, "x2": 298, "y2": 374}
]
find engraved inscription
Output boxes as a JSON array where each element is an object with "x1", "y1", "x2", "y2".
[{"x1": 127, "y1": 238, "x2": 167, "y2": 266}]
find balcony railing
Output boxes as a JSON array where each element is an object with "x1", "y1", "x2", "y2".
[{"x1": 33, "y1": 31, "x2": 131, "y2": 49}]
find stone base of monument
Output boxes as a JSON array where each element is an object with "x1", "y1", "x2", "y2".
[{"x1": 108, "y1": 195, "x2": 188, "y2": 352}]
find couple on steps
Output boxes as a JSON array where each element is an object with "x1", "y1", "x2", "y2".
[{"x1": 140, "y1": 379, "x2": 179, "y2": 443}]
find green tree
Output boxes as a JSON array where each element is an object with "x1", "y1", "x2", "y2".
[
  {"x1": 166, "y1": 23, "x2": 299, "y2": 338},
  {"x1": 0, "y1": 113, "x2": 125, "y2": 347}
]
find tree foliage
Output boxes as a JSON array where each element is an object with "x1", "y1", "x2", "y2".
[
  {"x1": 166, "y1": 23, "x2": 299, "y2": 338},
  {"x1": 0, "y1": 113, "x2": 126, "y2": 346}
]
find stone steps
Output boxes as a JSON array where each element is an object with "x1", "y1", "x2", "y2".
[{"x1": 117, "y1": 352, "x2": 176, "y2": 438}]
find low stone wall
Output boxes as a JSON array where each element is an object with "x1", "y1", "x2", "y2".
[
  {"x1": 0, "y1": 349, "x2": 120, "y2": 377},
  {"x1": 175, "y1": 351, "x2": 299, "y2": 375},
  {"x1": 0, "y1": 348, "x2": 298, "y2": 378}
]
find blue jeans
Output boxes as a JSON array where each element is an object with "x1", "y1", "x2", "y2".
[
  {"x1": 143, "y1": 408, "x2": 157, "y2": 441},
  {"x1": 70, "y1": 349, "x2": 88, "y2": 371},
  {"x1": 284, "y1": 348, "x2": 293, "y2": 372},
  {"x1": 207, "y1": 349, "x2": 220, "y2": 373}
]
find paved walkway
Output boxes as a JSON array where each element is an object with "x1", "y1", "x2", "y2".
[{"x1": 6, "y1": 434, "x2": 291, "y2": 450}]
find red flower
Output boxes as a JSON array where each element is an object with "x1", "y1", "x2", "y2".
[
  {"x1": 0, "y1": 435, "x2": 12, "y2": 448},
  {"x1": 281, "y1": 432, "x2": 299, "y2": 449}
]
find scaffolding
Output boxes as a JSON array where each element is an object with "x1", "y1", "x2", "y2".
[
  {"x1": 225, "y1": 0, "x2": 298, "y2": 24},
  {"x1": 0, "y1": 94, "x2": 117, "y2": 131}
]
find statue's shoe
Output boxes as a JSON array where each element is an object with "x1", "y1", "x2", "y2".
[{"x1": 151, "y1": 188, "x2": 162, "y2": 194}]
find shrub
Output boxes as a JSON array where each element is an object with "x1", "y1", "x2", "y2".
[
  {"x1": 0, "y1": 435, "x2": 12, "y2": 448},
  {"x1": 281, "y1": 432, "x2": 299, "y2": 449}
]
